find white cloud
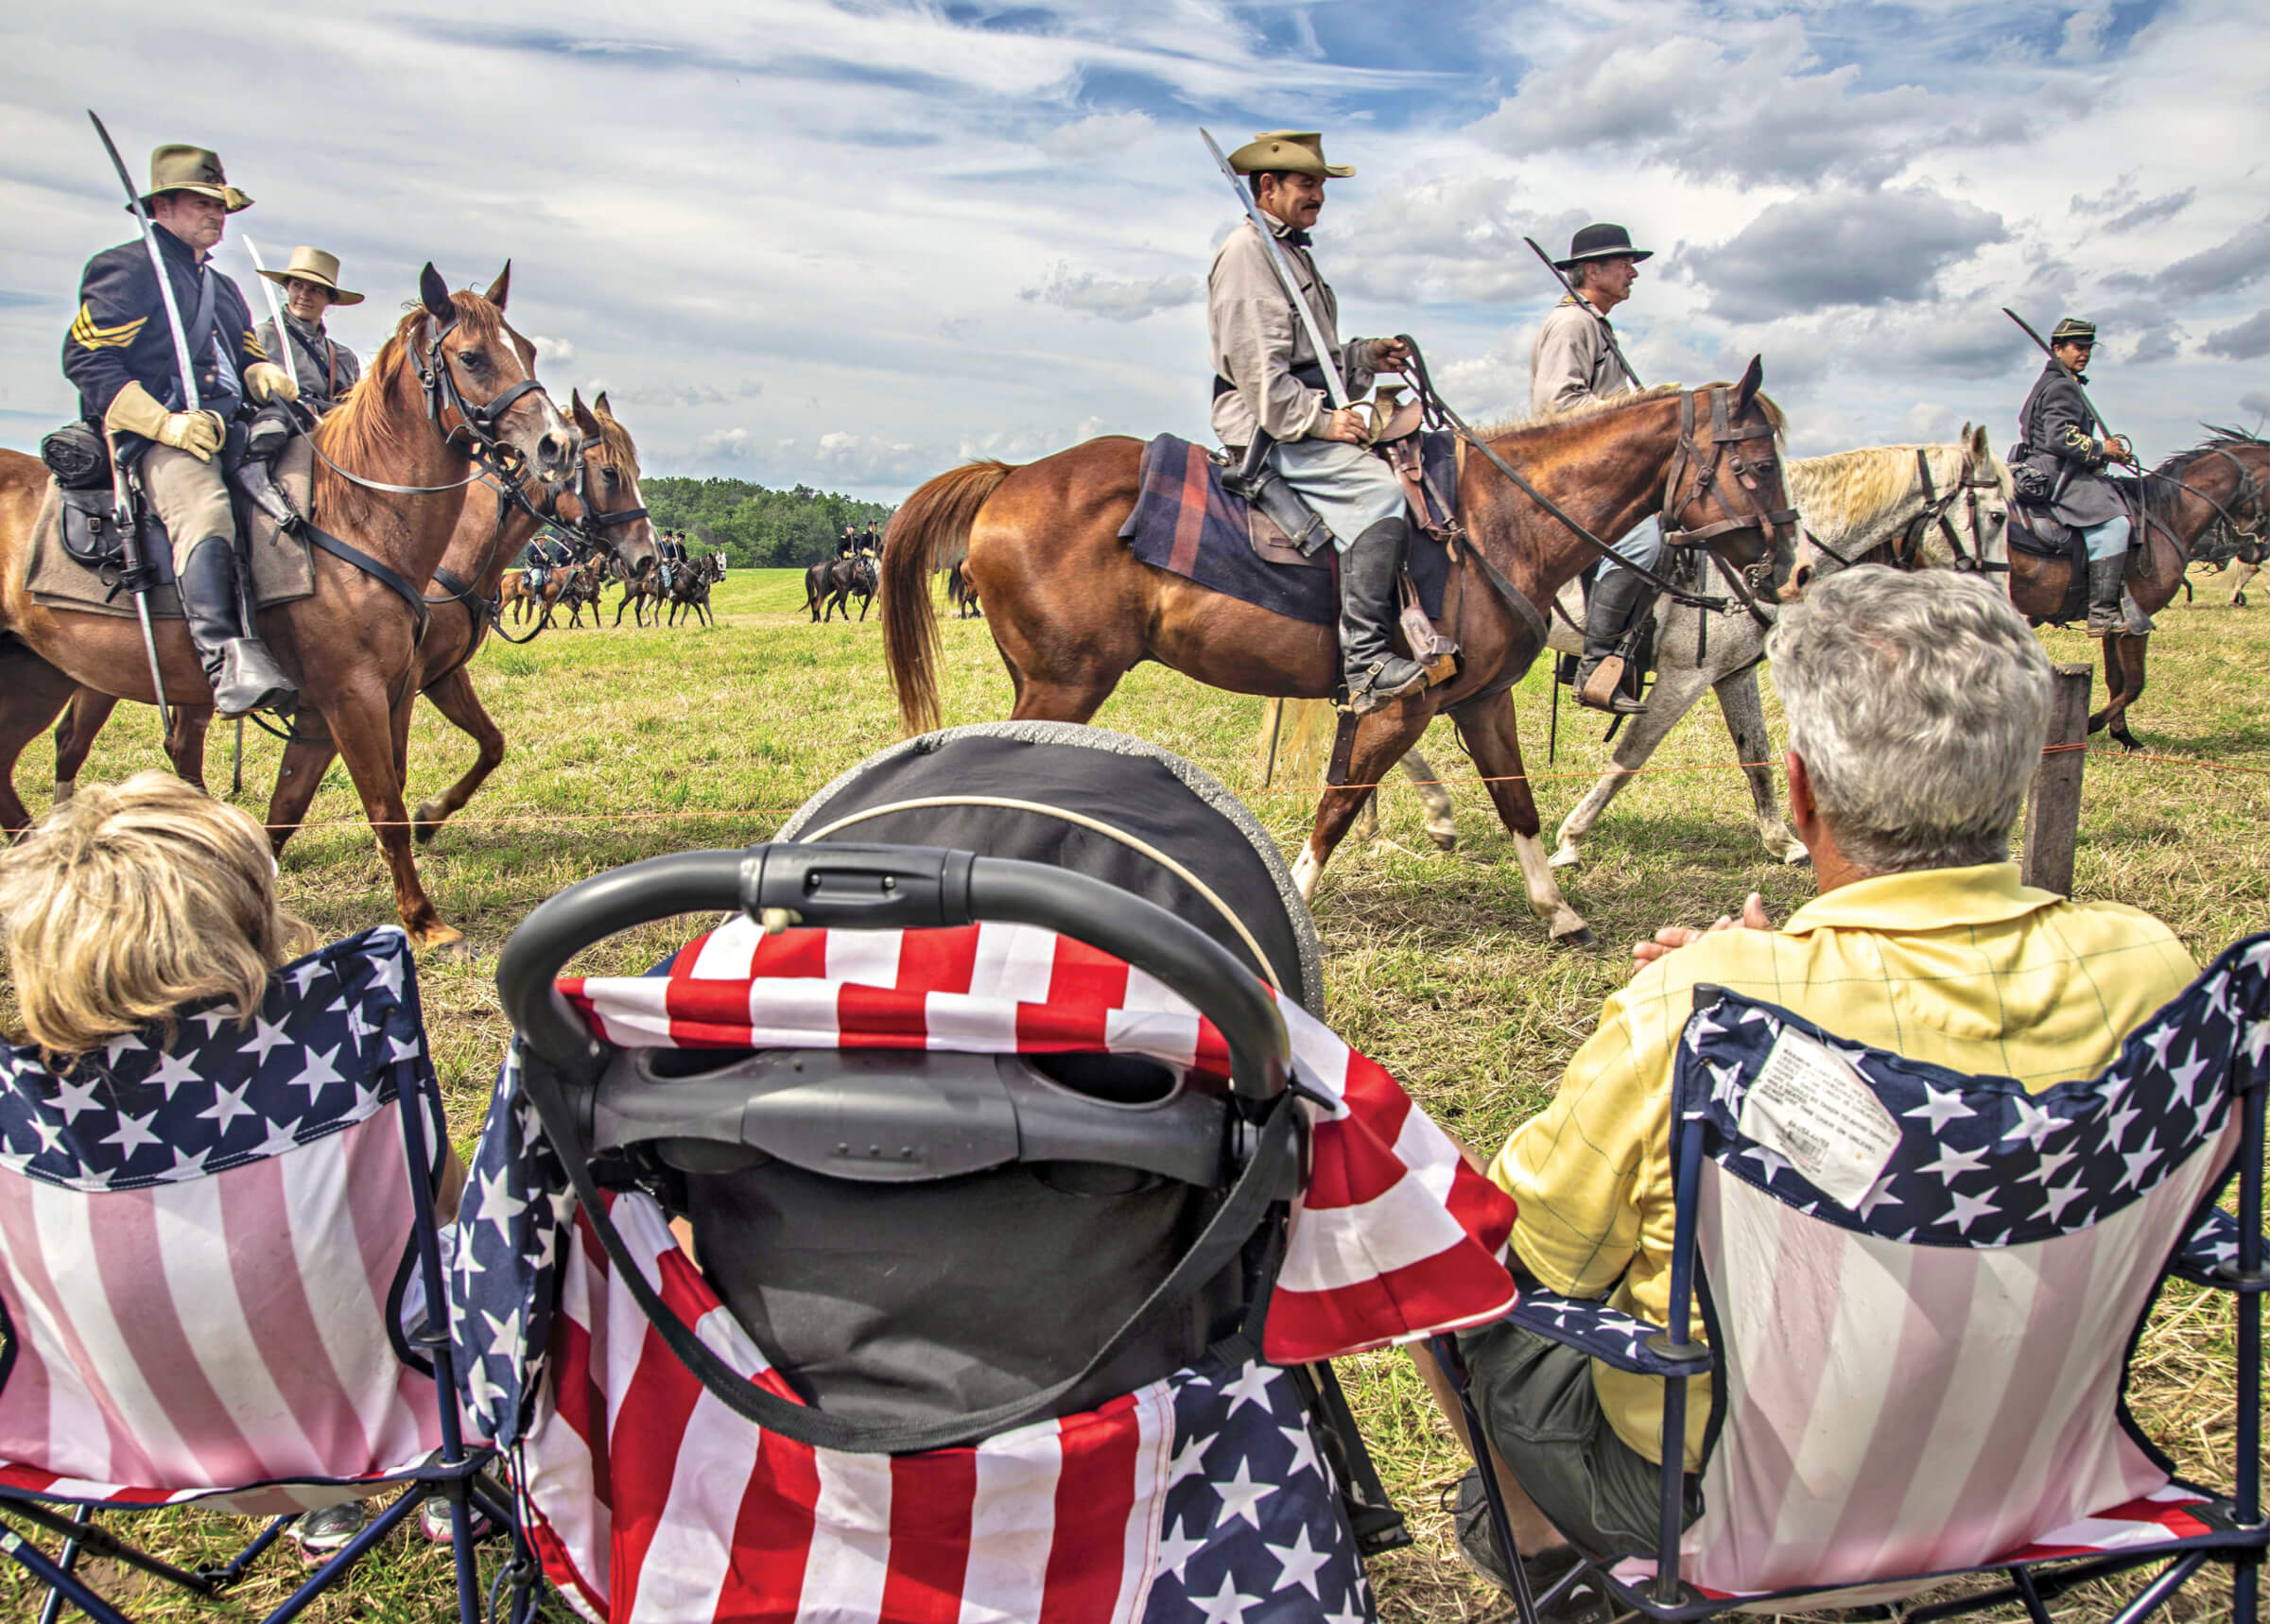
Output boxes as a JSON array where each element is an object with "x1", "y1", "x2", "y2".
[
  {"x1": 692, "y1": 426, "x2": 755, "y2": 460},
  {"x1": 2057, "y1": 3, "x2": 2112, "y2": 61},
  {"x1": 1020, "y1": 263, "x2": 1201, "y2": 322},
  {"x1": 529, "y1": 334, "x2": 576, "y2": 363},
  {"x1": 1039, "y1": 111, "x2": 1154, "y2": 159}
]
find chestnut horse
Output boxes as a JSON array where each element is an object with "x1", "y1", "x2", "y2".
[
  {"x1": 0, "y1": 265, "x2": 572, "y2": 952},
  {"x1": 883, "y1": 362, "x2": 1791, "y2": 945},
  {"x1": 1792, "y1": 432, "x2": 2269, "y2": 749},
  {"x1": 50, "y1": 390, "x2": 658, "y2": 847}
]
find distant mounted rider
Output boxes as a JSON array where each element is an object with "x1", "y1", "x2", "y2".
[
  {"x1": 61, "y1": 143, "x2": 300, "y2": 716},
  {"x1": 838, "y1": 525, "x2": 861, "y2": 560},
  {"x1": 523, "y1": 528, "x2": 574, "y2": 596},
  {"x1": 1533, "y1": 222, "x2": 1657, "y2": 713},
  {"x1": 2014, "y1": 318, "x2": 2134, "y2": 636},
  {"x1": 1208, "y1": 130, "x2": 1422, "y2": 714},
  {"x1": 251, "y1": 246, "x2": 362, "y2": 418},
  {"x1": 656, "y1": 528, "x2": 689, "y2": 596},
  {"x1": 863, "y1": 520, "x2": 881, "y2": 554}
]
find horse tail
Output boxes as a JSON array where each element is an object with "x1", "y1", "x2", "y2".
[
  {"x1": 883, "y1": 459, "x2": 1015, "y2": 734},
  {"x1": 1256, "y1": 698, "x2": 1341, "y2": 786}
]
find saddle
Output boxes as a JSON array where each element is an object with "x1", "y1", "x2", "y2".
[
  {"x1": 26, "y1": 424, "x2": 317, "y2": 622},
  {"x1": 2009, "y1": 492, "x2": 2150, "y2": 631}
]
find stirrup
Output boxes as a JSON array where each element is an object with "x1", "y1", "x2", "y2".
[
  {"x1": 1346, "y1": 659, "x2": 1427, "y2": 717},
  {"x1": 1575, "y1": 656, "x2": 1645, "y2": 715}
]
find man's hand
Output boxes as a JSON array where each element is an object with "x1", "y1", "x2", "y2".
[
  {"x1": 1632, "y1": 892, "x2": 1771, "y2": 976},
  {"x1": 245, "y1": 362, "x2": 299, "y2": 405},
  {"x1": 1318, "y1": 406, "x2": 1370, "y2": 444},
  {"x1": 1371, "y1": 337, "x2": 1413, "y2": 373},
  {"x1": 157, "y1": 409, "x2": 225, "y2": 461},
  {"x1": 2103, "y1": 435, "x2": 2134, "y2": 465}
]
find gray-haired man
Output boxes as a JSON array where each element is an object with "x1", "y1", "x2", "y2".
[{"x1": 1417, "y1": 567, "x2": 2194, "y2": 1612}]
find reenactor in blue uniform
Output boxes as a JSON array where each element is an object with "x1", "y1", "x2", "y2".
[
  {"x1": 2014, "y1": 318, "x2": 2135, "y2": 636},
  {"x1": 657, "y1": 530, "x2": 689, "y2": 596},
  {"x1": 524, "y1": 531, "x2": 574, "y2": 597},
  {"x1": 61, "y1": 144, "x2": 300, "y2": 715},
  {"x1": 838, "y1": 525, "x2": 860, "y2": 560}
]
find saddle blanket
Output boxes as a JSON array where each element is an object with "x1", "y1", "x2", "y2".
[
  {"x1": 26, "y1": 436, "x2": 317, "y2": 622},
  {"x1": 1119, "y1": 433, "x2": 1454, "y2": 626}
]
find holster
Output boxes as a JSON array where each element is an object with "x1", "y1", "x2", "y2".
[{"x1": 1222, "y1": 431, "x2": 1333, "y2": 557}]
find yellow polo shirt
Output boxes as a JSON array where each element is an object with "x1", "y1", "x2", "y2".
[{"x1": 1486, "y1": 862, "x2": 2195, "y2": 1469}]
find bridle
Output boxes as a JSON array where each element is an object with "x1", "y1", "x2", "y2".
[
  {"x1": 1656, "y1": 382, "x2": 1800, "y2": 619},
  {"x1": 308, "y1": 306, "x2": 550, "y2": 498}
]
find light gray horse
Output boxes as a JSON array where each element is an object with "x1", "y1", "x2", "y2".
[{"x1": 1299, "y1": 427, "x2": 2010, "y2": 867}]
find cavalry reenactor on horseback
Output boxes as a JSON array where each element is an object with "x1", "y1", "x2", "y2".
[
  {"x1": 524, "y1": 529, "x2": 573, "y2": 597},
  {"x1": 252, "y1": 246, "x2": 363, "y2": 417},
  {"x1": 1534, "y1": 222, "x2": 1659, "y2": 713},
  {"x1": 839, "y1": 525, "x2": 861, "y2": 560},
  {"x1": 657, "y1": 529, "x2": 688, "y2": 596},
  {"x1": 863, "y1": 521, "x2": 881, "y2": 553},
  {"x1": 1208, "y1": 130, "x2": 1423, "y2": 715},
  {"x1": 62, "y1": 143, "x2": 301, "y2": 716},
  {"x1": 2013, "y1": 318, "x2": 2134, "y2": 636}
]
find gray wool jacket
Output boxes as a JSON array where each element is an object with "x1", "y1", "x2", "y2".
[{"x1": 1208, "y1": 216, "x2": 1385, "y2": 447}]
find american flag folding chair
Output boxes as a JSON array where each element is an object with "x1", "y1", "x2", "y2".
[
  {"x1": 0, "y1": 925, "x2": 511, "y2": 1624},
  {"x1": 1444, "y1": 931, "x2": 2270, "y2": 1624},
  {"x1": 454, "y1": 722, "x2": 1521, "y2": 1623}
]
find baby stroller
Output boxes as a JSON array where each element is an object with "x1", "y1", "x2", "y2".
[{"x1": 459, "y1": 722, "x2": 1516, "y2": 1621}]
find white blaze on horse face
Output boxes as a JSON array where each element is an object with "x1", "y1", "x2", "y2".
[{"x1": 1512, "y1": 832, "x2": 1588, "y2": 940}]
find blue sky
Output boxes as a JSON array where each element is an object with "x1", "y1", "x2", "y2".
[{"x1": 3, "y1": 0, "x2": 2265, "y2": 496}]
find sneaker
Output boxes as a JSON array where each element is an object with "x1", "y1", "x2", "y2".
[
  {"x1": 420, "y1": 1494, "x2": 500, "y2": 1544},
  {"x1": 1450, "y1": 1469, "x2": 1616, "y2": 1624},
  {"x1": 288, "y1": 1499, "x2": 369, "y2": 1562}
]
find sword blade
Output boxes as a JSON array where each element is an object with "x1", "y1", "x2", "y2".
[
  {"x1": 243, "y1": 235, "x2": 300, "y2": 395},
  {"x1": 88, "y1": 111, "x2": 200, "y2": 414},
  {"x1": 2004, "y1": 306, "x2": 2133, "y2": 464},
  {"x1": 1199, "y1": 129, "x2": 1350, "y2": 408}
]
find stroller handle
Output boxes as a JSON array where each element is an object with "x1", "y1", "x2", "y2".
[{"x1": 494, "y1": 843, "x2": 1292, "y2": 1103}]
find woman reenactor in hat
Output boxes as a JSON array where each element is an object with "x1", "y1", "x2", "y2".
[
  {"x1": 1533, "y1": 222, "x2": 1659, "y2": 713},
  {"x1": 61, "y1": 143, "x2": 300, "y2": 717},
  {"x1": 2014, "y1": 318, "x2": 2135, "y2": 636},
  {"x1": 253, "y1": 246, "x2": 363, "y2": 417},
  {"x1": 1208, "y1": 130, "x2": 1424, "y2": 715}
]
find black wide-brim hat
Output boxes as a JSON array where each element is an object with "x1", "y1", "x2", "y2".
[{"x1": 1555, "y1": 222, "x2": 1654, "y2": 270}]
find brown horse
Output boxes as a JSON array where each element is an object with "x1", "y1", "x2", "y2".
[
  {"x1": 1792, "y1": 432, "x2": 2270, "y2": 749},
  {"x1": 53, "y1": 392, "x2": 660, "y2": 847},
  {"x1": 883, "y1": 364, "x2": 1792, "y2": 943},
  {"x1": 1, "y1": 265, "x2": 572, "y2": 952},
  {"x1": 665, "y1": 552, "x2": 726, "y2": 627}
]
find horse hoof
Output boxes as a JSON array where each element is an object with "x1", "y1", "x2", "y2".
[
  {"x1": 1426, "y1": 829, "x2": 1458, "y2": 854},
  {"x1": 413, "y1": 802, "x2": 445, "y2": 845},
  {"x1": 1784, "y1": 847, "x2": 1812, "y2": 867},
  {"x1": 420, "y1": 930, "x2": 474, "y2": 964},
  {"x1": 2235, "y1": 593, "x2": 2248, "y2": 607},
  {"x1": 1547, "y1": 845, "x2": 1580, "y2": 871},
  {"x1": 1551, "y1": 924, "x2": 1598, "y2": 951}
]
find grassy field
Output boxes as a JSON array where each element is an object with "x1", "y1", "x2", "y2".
[{"x1": 2, "y1": 564, "x2": 2265, "y2": 1622}]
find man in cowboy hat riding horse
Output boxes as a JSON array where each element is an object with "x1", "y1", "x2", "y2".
[
  {"x1": 252, "y1": 246, "x2": 363, "y2": 418},
  {"x1": 1208, "y1": 130, "x2": 1424, "y2": 715},
  {"x1": 61, "y1": 143, "x2": 300, "y2": 716},
  {"x1": 1534, "y1": 222, "x2": 1659, "y2": 714},
  {"x1": 2013, "y1": 318, "x2": 2135, "y2": 637}
]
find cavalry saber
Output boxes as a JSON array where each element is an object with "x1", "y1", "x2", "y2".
[
  {"x1": 1199, "y1": 129, "x2": 1350, "y2": 408},
  {"x1": 243, "y1": 235, "x2": 299, "y2": 396},
  {"x1": 1524, "y1": 236, "x2": 1643, "y2": 390},
  {"x1": 87, "y1": 109, "x2": 177, "y2": 717},
  {"x1": 2004, "y1": 307, "x2": 2133, "y2": 466}
]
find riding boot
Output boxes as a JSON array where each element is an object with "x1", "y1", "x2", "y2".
[
  {"x1": 1339, "y1": 518, "x2": 1430, "y2": 716},
  {"x1": 2085, "y1": 554, "x2": 2126, "y2": 637},
  {"x1": 178, "y1": 536, "x2": 297, "y2": 717},
  {"x1": 1572, "y1": 565, "x2": 1652, "y2": 715}
]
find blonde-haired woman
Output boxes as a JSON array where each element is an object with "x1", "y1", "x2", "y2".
[{"x1": 0, "y1": 772, "x2": 466, "y2": 1558}]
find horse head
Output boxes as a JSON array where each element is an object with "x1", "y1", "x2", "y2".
[
  {"x1": 415, "y1": 261, "x2": 574, "y2": 483},
  {"x1": 1660, "y1": 355, "x2": 1793, "y2": 585},
  {"x1": 563, "y1": 388, "x2": 661, "y2": 583}
]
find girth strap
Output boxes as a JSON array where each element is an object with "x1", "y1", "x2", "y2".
[{"x1": 302, "y1": 517, "x2": 430, "y2": 641}]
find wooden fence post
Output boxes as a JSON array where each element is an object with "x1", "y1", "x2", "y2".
[{"x1": 2021, "y1": 664, "x2": 2093, "y2": 895}]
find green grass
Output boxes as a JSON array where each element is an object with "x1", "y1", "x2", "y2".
[{"x1": 2, "y1": 564, "x2": 2266, "y2": 1621}]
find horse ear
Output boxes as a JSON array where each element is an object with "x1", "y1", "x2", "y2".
[
  {"x1": 1734, "y1": 354, "x2": 1765, "y2": 415},
  {"x1": 593, "y1": 389, "x2": 613, "y2": 419},
  {"x1": 1971, "y1": 422, "x2": 1991, "y2": 459},
  {"x1": 570, "y1": 391, "x2": 603, "y2": 441},
  {"x1": 418, "y1": 263, "x2": 455, "y2": 325},
  {"x1": 485, "y1": 261, "x2": 511, "y2": 311}
]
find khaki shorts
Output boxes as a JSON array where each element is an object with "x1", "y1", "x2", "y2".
[
  {"x1": 1457, "y1": 1319, "x2": 1701, "y2": 1556},
  {"x1": 139, "y1": 442, "x2": 235, "y2": 573}
]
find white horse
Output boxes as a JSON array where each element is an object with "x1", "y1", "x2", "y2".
[{"x1": 1268, "y1": 428, "x2": 2010, "y2": 870}]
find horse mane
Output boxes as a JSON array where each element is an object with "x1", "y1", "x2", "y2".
[
  {"x1": 1786, "y1": 442, "x2": 1967, "y2": 534},
  {"x1": 1480, "y1": 380, "x2": 1787, "y2": 441},
  {"x1": 589, "y1": 405, "x2": 641, "y2": 476},
  {"x1": 316, "y1": 290, "x2": 506, "y2": 477},
  {"x1": 2137, "y1": 431, "x2": 2263, "y2": 526}
]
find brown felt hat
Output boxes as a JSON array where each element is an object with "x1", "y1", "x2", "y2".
[
  {"x1": 1225, "y1": 130, "x2": 1354, "y2": 180},
  {"x1": 136, "y1": 144, "x2": 252, "y2": 213},
  {"x1": 255, "y1": 245, "x2": 365, "y2": 306}
]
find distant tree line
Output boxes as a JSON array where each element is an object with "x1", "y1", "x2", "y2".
[{"x1": 641, "y1": 477, "x2": 897, "y2": 568}]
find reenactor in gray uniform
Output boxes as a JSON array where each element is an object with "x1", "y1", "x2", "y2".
[
  {"x1": 61, "y1": 143, "x2": 300, "y2": 716},
  {"x1": 2013, "y1": 318, "x2": 2134, "y2": 635},
  {"x1": 252, "y1": 246, "x2": 363, "y2": 416},
  {"x1": 1531, "y1": 223, "x2": 1657, "y2": 712},
  {"x1": 1208, "y1": 130, "x2": 1422, "y2": 714}
]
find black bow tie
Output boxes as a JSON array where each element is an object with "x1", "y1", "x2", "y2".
[{"x1": 1282, "y1": 227, "x2": 1312, "y2": 249}]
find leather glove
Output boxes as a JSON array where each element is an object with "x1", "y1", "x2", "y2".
[
  {"x1": 244, "y1": 361, "x2": 299, "y2": 405},
  {"x1": 104, "y1": 381, "x2": 224, "y2": 462}
]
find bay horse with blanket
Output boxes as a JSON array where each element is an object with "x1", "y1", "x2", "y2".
[
  {"x1": 0, "y1": 265, "x2": 573, "y2": 953},
  {"x1": 883, "y1": 359, "x2": 1793, "y2": 944}
]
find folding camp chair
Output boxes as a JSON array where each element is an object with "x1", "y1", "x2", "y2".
[
  {"x1": 1443, "y1": 932, "x2": 2270, "y2": 1624},
  {"x1": 0, "y1": 925, "x2": 512, "y2": 1624},
  {"x1": 456, "y1": 723, "x2": 1517, "y2": 1622}
]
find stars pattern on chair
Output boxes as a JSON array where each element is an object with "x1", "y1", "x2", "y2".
[
  {"x1": 0, "y1": 927, "x2": 426, "y2": 1194},
  {"x1": 1675, "y1": 937, "x2": 2270, "y2": 1251},
  {"x1": 1507, "y1": 1282, "x2": 1712, "y2": 1377}
]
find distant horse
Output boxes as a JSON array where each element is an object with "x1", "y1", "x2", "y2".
[
  {"x1": 500, "y1": 568, "x2": 530, "y2": 621},
  {"x1": 0, "y1": 264, "x2": 573, "y2": 952},
  {"x1": 613, "y1": 547, "x2": 664, "y2": 627},
  {"x1": 943, "y1": 561, "x2": 981, "y2": 618},
  {"x1": 52, "y1": 390, "x2": 658, "y2": 850},
  {"x1": 806, "y1": 555, "x2": 876, "y2": 622},
  {"x1": 883, "y1": 364, "x2": 1791, "y2": 942},
  {"x1": 1792, "y1": 429, "x2": 2269, "y2": 749},
  {"x1": 666, "y1": 552, "x2": 726, "y2": 627}
]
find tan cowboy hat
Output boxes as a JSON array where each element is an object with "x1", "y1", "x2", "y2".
[
  {"x1": 135, "y1": 144, "x2": 252, "y2": 213},
  {"x1": 1225, "y1": 130, "x2": 1354, "y2": 180},
  {"x1": 256, "y1": 245, "x2": 365, "y2": 306}
]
